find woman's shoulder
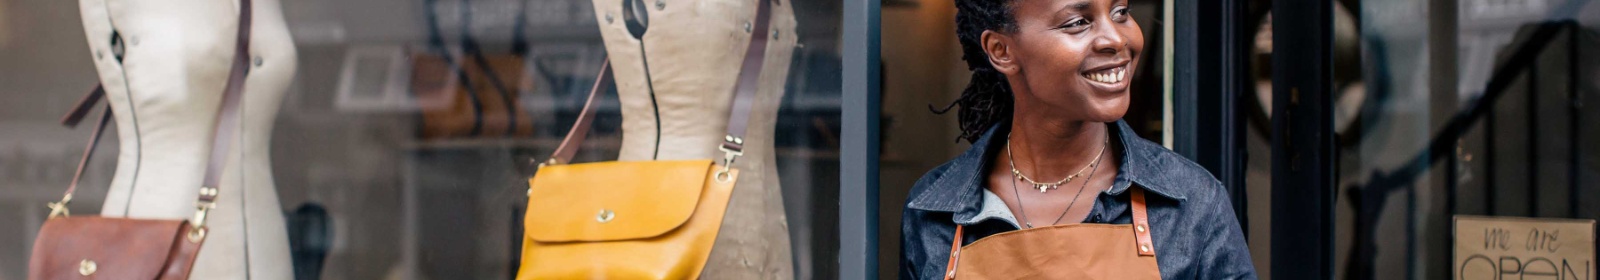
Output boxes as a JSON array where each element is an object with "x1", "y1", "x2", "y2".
[
  {"x1": 903, "y1": 158, "x2": 963, "y2": 209},
  {"x1": 903, "y1": 132, "x2": 997, "y2": 210},
  {"x1": 1119, "y1": 133, "x2": 1229, "y2": 202}
]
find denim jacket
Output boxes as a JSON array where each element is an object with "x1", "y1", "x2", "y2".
[{"x1": 899, "y1": 120, "x2": 1257, "y2": 279}]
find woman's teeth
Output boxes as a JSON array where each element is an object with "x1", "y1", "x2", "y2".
[{"x1": 1084, "y1": 67, "x2": 1126, "y2": 84}]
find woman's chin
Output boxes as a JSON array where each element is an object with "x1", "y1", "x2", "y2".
[
  {"x1": 1083, "y1": 95, "x2": 1131, "y2": 122},
  {"x1": 1084, "y1": 113, "x2": 1126, "y2": 123}
]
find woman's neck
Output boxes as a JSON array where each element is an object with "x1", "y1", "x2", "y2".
[{"x1": 1007, "y1": 112, "x2": 1110, "y2": 179}]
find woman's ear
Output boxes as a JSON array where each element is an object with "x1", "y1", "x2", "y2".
[{"x1": 981, "y1": 30, "x2": 1019, "y2": 75}]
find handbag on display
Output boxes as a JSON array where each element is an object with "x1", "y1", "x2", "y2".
[
  {"x1": 411, "y1": 52, "x2": 536, "y2": 139},
  {"x1": 26, "y1": 0, "x2": 254, "y2": 278},
  {"x1": 513, "y1": 0, "x2": 773, "y2": 277},
  {"x1": 412, "y1": 0, "x2": 536, "y2": 140}
]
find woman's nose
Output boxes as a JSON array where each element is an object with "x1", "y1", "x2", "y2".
[{"x1": 1091, "y1": 25, "x2": 1126, "y2": 54}]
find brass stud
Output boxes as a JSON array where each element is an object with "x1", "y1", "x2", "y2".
[
  {"x1": 596, "y1": 209, "x2": 615, "y2": 223},
  {"x1": 744, "y1": 22, "x2": 752, "y2": 33},
  {"x1": 655, "y1": 0, "x2": 665, "y2": 10},
  {"x1": 605, "y1": 13, "x2": 614, "y2": 24},
  {"x1": 1139, "y1": 244, "x2": 1151, "y2": 253},
  {"x1": 79, "y1": 259, "x2": 97, "y2": 276},
  {"x1": 1135, "y1": 224, "x2": 1146, "y2": 233}
]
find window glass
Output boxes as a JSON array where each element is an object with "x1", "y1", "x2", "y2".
[
  {"x1": 1331, "y1": 0, "x2": 1600, "y2": 278},
  {"x1": 0, "y1": 0, "x2": 840, "y2": 278}
]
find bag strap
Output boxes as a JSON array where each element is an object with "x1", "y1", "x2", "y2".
[
  {"x1": 59, "y1": 85, "x2": 105, "y2": 127},
  {"x1": 544, "y1": 0, "x2": 774, "y2": 167},
  {"x1": 421, "y1": 0, "x2": 486, "y2": 136},
  {"x1": 201, "y1": 0, "x2": 254, "y2": 210},
  {"x1": 545, "y1": 60, "x2": 611, "y2": 166},
  {"x1": 46, "y1": 104, "x2": 112, "y2": 218},
  {"x1": 48, "y1": 0, "x2": 253, "y2": 230}
]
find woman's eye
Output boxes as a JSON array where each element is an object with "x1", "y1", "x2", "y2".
[
  {"x1": 1057, "y1": 18, "x2": 1089, "y2": 31},
  {"x1": 1112, "y1": 7, "x2": 1130, "y2": 22}
]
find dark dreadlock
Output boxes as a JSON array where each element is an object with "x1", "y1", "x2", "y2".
[{"x1": 930, "y1": 0, "x2": 1020, "y2": 143}]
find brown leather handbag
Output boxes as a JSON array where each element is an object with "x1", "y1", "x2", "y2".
[
  {"x1": 514, "y1": 0, "x2": 773, "y2": 277},
  {"x1": 412, "y1": 0, "x2": 536, "y2": 140},
  {"x1": 411, "y1": 52, "x2": 536, "y2": 139},
  {"x1": 27, "y1": 0, "x2": 254, "y2": 278}
]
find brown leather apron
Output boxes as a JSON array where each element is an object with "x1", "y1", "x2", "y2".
[{"x1": 943, "y1": 188, "x2": 1161, "y2": 280}]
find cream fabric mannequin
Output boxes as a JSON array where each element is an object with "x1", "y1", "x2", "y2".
[
  {"x1": 589, "y1": 0, "x2": 797, "y2": 278},
  {"x1": 77, "y1": 0, "x2": 295, "y2": 278}
]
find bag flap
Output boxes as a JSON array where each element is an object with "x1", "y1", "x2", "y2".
[
  {"x1": 525, "y1": 159, "x2": 715, "y2": 242},
  {"x1": 29, "y1": 217, "x2": 187, "y2": 279}
]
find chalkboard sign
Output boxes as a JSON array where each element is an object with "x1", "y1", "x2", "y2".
[{"x1": 1454, "y1": 216, "x2": 1595, "y2": 280}]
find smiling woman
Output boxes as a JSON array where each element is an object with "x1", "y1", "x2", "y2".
[{"x1": 899, "y1": 0, "x2": 1256, "y2": 278}]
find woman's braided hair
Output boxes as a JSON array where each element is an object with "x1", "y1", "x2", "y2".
[{"x1": 931, "y1": 0, "x2": 1019, "y2": 143}]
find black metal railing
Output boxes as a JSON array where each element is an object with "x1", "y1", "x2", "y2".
[{"x1": 1344, "y1": 20, "x2": 1586, "y2": 279}]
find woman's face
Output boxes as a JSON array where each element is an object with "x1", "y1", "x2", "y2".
[{"x1": 986, "y1": 0, "x2": 1143, "y2": 122}]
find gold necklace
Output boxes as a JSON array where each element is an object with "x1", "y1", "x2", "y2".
[
  {"x1": 1009, "y1": 149, "x2": 1104, "y2": 228},
  {"x1": 1006, "y1": 133, "x2": 1108, "y2": 193}
]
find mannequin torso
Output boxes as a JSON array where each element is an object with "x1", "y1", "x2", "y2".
[
  {"x1": 77, "y1": 0, "x2": 296, "y2": 278},
  {"x1": 589, "y1": 0, "x2": 798, "y2": 278}
]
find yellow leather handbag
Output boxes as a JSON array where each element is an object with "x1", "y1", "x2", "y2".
[
  {"x1": 516, "y1": 0, "x2": 772, "y2": 277},
  {"x1": 519, "y1": 156, "x2": 738, "y2": 279}
]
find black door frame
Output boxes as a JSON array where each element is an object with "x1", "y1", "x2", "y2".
[
  {"x1": 1170, "y1": 0, "x2": 1252, "y2": 235},
  {"x1": 1175, "y1": 0, "x2": 1340, "y2": 277},
  {"x1": 1270, "y1": 0, "x2": 1337, "y2": 278}
]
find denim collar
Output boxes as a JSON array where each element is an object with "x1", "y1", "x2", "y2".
[
  {"x1": 906, "y1": 119, "x2": 1189, "y2": 216},
  {"x1": 970, "y1": 189, "x2": 1022, "y2": 228}
]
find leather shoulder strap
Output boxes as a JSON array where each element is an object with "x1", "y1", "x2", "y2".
[
  {"x1": 198, "y1": 0, "x2": 254, "y2": 205},
  {"x1": 546, "y1": 60, "x2": 611, "y2": 165},
  {"x1": 54, "y1": 105, "x2": 113, "y2": 211},
  {"x1": 718, "y1": 0, "x2": 773, "y2": 154},
  {"x1": 546, "y1": 0, "x2": 774, "y2": 165},
  {"x1": 61, "y1": 85, "x2": 105, "y2": 127},
  {"x1": 1131, "y1": 187, "x2": 1154, "y2": 256},
  {"x1": 56, "y1": 85, "x2": 112, "y2": 205}
]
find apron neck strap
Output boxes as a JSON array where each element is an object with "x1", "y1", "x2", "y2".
[
  {"x1": 944, "y1": 225, "x2": 964, "y2": 280},
  {"x1": 1130, "y1": 188, "x2": 1155, "y2": 256}
]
